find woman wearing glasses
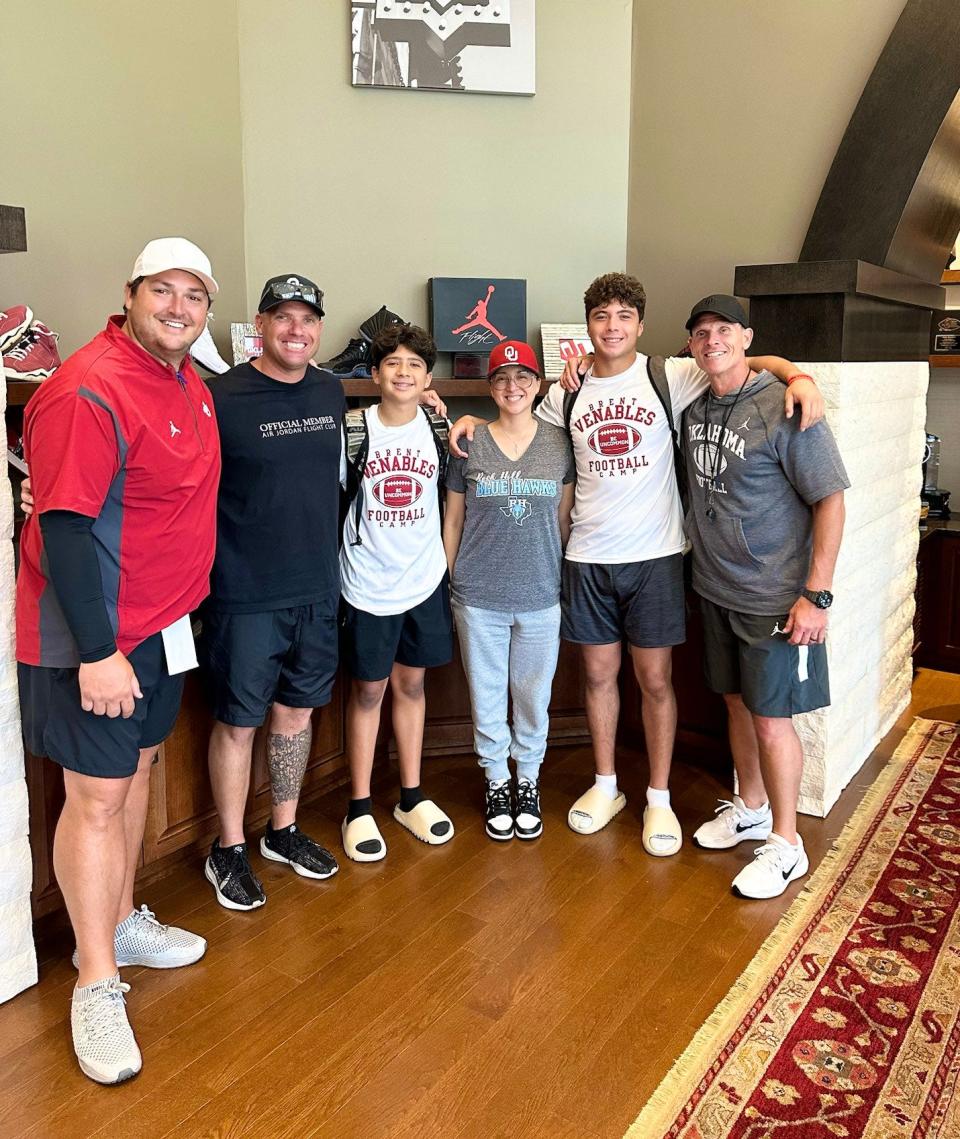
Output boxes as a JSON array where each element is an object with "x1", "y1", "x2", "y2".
[{"x1": 443, "y1": 341, "x2": 574, "y2": 843}]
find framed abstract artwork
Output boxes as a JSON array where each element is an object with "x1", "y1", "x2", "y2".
[{"x1": 351, "y1": 1, "x2": 535, "y2": 95}]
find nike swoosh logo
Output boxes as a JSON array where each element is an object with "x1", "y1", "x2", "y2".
[
  {"x1": 782, "y1": 859, "x2": 801, "y2": 880},
  {"x1": 736, "y1": 820, "x2": 761, "y2": 832}
]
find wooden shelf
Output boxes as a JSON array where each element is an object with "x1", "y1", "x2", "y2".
[
  {"x1": 341, "y1": 378, "x2": 548, "y2": 397},
  {"x1": 5, "y1": 379, "x2": 43, "y2": 406},
  {"x1": 942, "y1": 269, "x2": 960, "y2": 284},
  {"x1": 6, "y1": 376, "x2": 545, "y2": 407},
  {"x1": 930, "y1": 355, "x2": 960, "y2": 368}
]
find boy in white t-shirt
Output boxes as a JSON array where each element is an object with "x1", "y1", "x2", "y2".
[
  {"x1": 339, "y1": 323, "x2": 454, "y2": 862},
  {"x1": 539, "y1": 273, "x2": 821, "y2": 853}
]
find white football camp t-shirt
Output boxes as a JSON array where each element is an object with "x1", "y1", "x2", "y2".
[
  {"x1": 536, "y1": 354, "x2": 707, "y2": 564},
  {"x1": 340, "y1": 406, "x2": 447, "y2": 615}
]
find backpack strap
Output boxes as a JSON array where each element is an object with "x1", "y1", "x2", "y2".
[
  {"x1": 420, "y1": 405, "x2": 449, "y2": 524},
  {"x1": 562, "y1": 387, "x2": 580, "y2": 434},
  {"x1": 645, "y1": 354, "x2": 688, "y2": 507},
  {"x1": 343, "y1": 408, "x2": 369, "y2": 546}
]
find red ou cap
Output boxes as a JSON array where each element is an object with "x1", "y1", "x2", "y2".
[{"x1": 488, "y1": 339, "x2": 540, "y2": 378}]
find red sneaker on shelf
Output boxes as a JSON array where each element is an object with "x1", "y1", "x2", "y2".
[
  {"x1": 0, "y1": 305, "x2": 33, "y2": 355},
  {"x1": 3, "y1": 320, "x2": 61, "y2": 380}
]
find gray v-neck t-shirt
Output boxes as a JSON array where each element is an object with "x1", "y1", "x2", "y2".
[{"x1": 446, "y1": 422, "x2": 574, "y2": 612}]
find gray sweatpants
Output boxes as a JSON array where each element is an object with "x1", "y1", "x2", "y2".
[{"x1": 452, "y1": 601, "x2": 561, "y2": 783}]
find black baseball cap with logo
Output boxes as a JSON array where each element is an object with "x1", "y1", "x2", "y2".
[
  {"x1": 258, "y1": 274, "x2": 325, "y2": 317},
  {"x1": 685, "y1": 294, "x2": 749, "y2": 331}
]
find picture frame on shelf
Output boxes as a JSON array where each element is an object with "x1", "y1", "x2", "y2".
[
  {"x1": 231, "y1": 323, "x2": 263, "y2": 366},
  {"x1": 540, "y1": 323, "x2": 592, "y2": 379}
]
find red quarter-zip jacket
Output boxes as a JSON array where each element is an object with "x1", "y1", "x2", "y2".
[{"x1": 17, "y1": 316, "x2": 221, "y2": 666}]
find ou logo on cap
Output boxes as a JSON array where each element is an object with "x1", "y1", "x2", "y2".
[
  {"x1": 505, "y1": 345, "x2": 519, "y2": 362},
  {"x1": 287, "y1": 277, "x2": 302, "y2": 286}
]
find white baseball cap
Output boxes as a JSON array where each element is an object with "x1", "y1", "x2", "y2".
[{"x1": 130, "y1": 237, "x2": 218, "y2": 297}]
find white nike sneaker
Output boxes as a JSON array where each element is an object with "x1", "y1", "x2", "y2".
[
  {"x1": 71, "y1": 974, "x2": 142, "y2": 1084},
  {"x1": 693, "y1": 796, "x2": 773, "y2": 850},
  {"x1": 731, "y1": 835, "x2": 809, "y2": 900}
]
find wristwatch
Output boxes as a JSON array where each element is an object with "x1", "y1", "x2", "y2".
[{"x1": 801, "y1": 588, "x2": 833, "y2": 609}]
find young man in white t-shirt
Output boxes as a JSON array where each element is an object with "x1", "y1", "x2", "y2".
[
  {"x1": 453, "y1": 273, "x2": 822, "y2": 856},
  {"x1": 339, "y1": 323, "x2": 455, "y2": 862}
]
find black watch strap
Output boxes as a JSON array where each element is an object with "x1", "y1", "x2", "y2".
[{"x1": 802, "y1": 588, "x2": 833, "y2": 609}]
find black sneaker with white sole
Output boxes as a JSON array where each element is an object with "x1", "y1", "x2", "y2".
[
  {"x1": 261, "y1": 822, "x2": 339, "y2": 880},
  {"x1": 515, "y1": 778, "x2": 543, "y2": 841},
  {"x1": 485, "y1": 779, "x2": 514, "y2": 841},
  {"x1": 204, "y1": 839, "x2": 266, "y2": 911}
]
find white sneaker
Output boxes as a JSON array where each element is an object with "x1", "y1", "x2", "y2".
[
  {"x1": 731, "y1": 836, "x2": 809, "y2": 900},
  {"x1": 71, "y1": 975, "x2": 142, "y2": 1084},
  {"x1": 72, "y1": 905, "x2": 207, "y2": 970},
  {"x1": 693, "y1": 796, "x2": 773, "y2": 850}
]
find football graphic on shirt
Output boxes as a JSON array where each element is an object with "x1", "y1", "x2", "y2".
[
  {"x1": 373, "y1": 474, "x2": 424, "y2": 508},
  {"x1": 693, "y1": 442, "x2": 727, "y2": 477},
  {"x1": 587, "y1": 423, "x2": 641, "y2": 457}
]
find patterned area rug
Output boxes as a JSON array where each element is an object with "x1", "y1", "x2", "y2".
[{"x1": 626, "y1": 718, "x2": 960, "y2": 1139}]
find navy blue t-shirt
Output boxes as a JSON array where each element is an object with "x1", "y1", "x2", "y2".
[{"x1": 207, "y1": 361, "x2": 345, "y2": 612}]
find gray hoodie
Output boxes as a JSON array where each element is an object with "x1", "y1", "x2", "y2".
[{"x1": 682, "y1": 371, "x2": 850, "y2": 615}]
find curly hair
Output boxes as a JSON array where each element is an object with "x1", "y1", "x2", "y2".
[
  {"x1": 583, "y1": 272, "x2": 646, "y2": 322},
  {"x1": 370, "y1": 322, "x2": 437, "y2": 372}
]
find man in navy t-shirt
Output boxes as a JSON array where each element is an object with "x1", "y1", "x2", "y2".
[{"x1": 201, "y1": 275, "x2": 345, "y2": 910}]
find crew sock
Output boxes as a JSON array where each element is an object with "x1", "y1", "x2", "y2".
[
  {"x1": 347, "y1": 797, "x2": 372, "y2": 823},
  {"x1": 595, "y1": 773, "x2": 619, "y2": 801},
  {"x1": 646, "y1": 786, "x2": 671, "y2": 809},
  {"x1": 399, "y1": 785, "x2": 425, "y2": 812}
]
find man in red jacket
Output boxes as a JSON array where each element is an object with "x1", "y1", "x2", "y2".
[{"x1": 17, "y1": 238, "x2": 221, "y2": 1085}]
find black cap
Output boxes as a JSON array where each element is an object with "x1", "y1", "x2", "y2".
[
  {"x1": 685, "y1": 294, "x2": 749, "y2": 331},
  {"x1": 258, "y1": 274, "x2": 325, "y2": 317}
]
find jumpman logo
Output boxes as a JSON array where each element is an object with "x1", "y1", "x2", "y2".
[
  {"x1": 771, "y1": 621, "x2": 785, "y2": 636},
  {"x1": 738, "y1": 416, "x2": 752, "y2": 431},
  {"x1": 450, "y1": 284, "x2": 506, "y2": 342},
  {"x1": 169, "y1": 421, "x2": 182, "y2": 438}
]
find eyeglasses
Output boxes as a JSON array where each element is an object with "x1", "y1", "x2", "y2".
[
  {"x1": 265, "y1": 280, "x2": 324, "y2": 314},
  {"x1": 490, "y1": 372, "x2": 538, "y2": 390}
]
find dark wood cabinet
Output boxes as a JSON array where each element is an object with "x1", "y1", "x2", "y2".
[{"x1": 916, "y1": 526, "x2": 960, "y2": 673}]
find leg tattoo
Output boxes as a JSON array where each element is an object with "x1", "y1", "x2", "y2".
[{"x1": 267, "y1": 726, "x2": 312, "y2": 808}]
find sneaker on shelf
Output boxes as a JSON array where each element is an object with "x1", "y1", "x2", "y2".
[
  {"x1": 731, "y1": 836, "x2": 809, "y2": 900},
  {"x1": 320, "y1": 336, "x2": 372, "y2": 377},
  {"x1": 514, "y1": 778, "x2": 543, "y2": 841},
  {"x1": 692, "y1": 796, "x2": 773, "y2": 850},
  {"x1": 260, "y1": 822, "x2": 339, "y2": 880},
  {"x1": 484, "y1": 778, "x2": 514, "y2": 842},
  {"x1": 71, "y1": 905, "x2": 207, "y2": 969},
  {"x1": 0, "y1": 305, "x2": 32, "y2": 354},
  {"x1": 204, "y1": 838, "x2": 266, "y2": 911},
  {"x1": 71, "y1": 974, "x2": 141, "y2": 1084},
  {"x1": 357, "y1": 304, "x2": 404, "y2": 342},
  {"x1": 3, "y1": 320, "x2": 62, "y2": 380}
]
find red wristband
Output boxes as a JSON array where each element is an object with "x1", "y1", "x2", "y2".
[{"x1": 786, "y1": 373, "x2": 814, "y2": 386}]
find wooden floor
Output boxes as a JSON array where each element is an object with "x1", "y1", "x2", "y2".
[{"x1": 2, "y1": 670, "x2": 959, "y2": 1139}]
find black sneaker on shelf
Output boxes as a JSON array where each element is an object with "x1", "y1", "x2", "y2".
[
  {"x1": 260, "y1": 822, "x2": 339, "y2": 880},
  {"x1": 515, "y1": 779, "x2": 543, "y2": 841},
  {"x1": 484, "y1": 779, "x2": 514, "y2": 842},
  {"x1": 357, "y1": 304, "x2": 404, "y2": 342},
  {"x1": 320, "y1": 336, "x2": 371, "y2": 377},
  {"x1": 204, "y1": 838, "x2": 266, "y2": 911}
]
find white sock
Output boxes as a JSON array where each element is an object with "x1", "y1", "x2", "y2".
[
  {"x1": 594, "y1": 773, "x2": 619, "y2": 800},
  {"x1": 736, "y1": 795, "x2": 770, "y2": 817},
  {"x1": 646, "y1": 786, "x2": 671, "y2": 809},
  {"x1": 768, "y1": 831, "x2": 801, "y2": 849}
]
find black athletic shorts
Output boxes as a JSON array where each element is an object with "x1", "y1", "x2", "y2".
[
  {"x1": 340, "y1": 576, "x2": 453, "y2": 682},
  {"x1": 561, "y1": 554, "x2": 686, "y2": 648},
  {"x1": 700, "y1": 597, "x2": 831, "y2": 718},
  {"x1": 18, "y1": 632, "x2": 184, "y2": 779},
  {"x1": 199, "y1": 599, "x2": 339, "y2": 727}
]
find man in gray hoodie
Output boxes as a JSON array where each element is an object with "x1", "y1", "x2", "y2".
[{"x1": 682, "y1": 295, "x2": 849, "y2": 900}]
